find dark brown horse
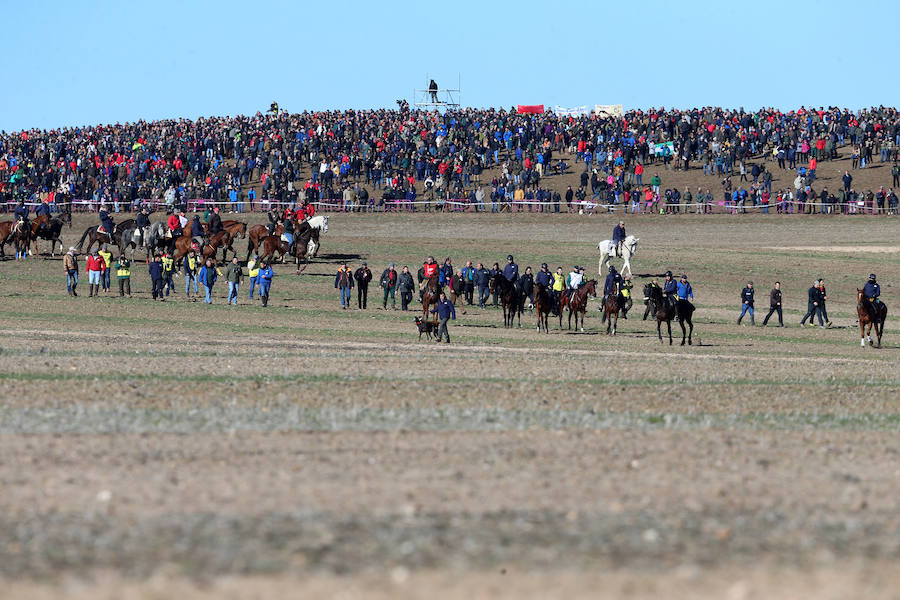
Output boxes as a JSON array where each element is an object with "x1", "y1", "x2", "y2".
[
  {"x1": 203, "y1": 230, "x2": 236, "y2": 262},
  {"x1": 565, "y1": 280, "x2": 597, "y2": 332},
  {"x1": 30, "y1": 214, "x2": 65, "y2": 256},
  {"x1": 857, "y1": 288, "x2": 887, "y2": 348},
  {"x1": 488, "y1": 272, "x2": 523, "y2": 328},
  {"x1": 601, "y1": 290, "x2": 624, "y2": 335},
  {"x1": 9, "y1": 219, "x2": 31, "y2": 259},
  {"x1": 533, "y1": 283, "x2": 554, "y2": 333},
  {"x1": 644, "y1": 283, "x2": 694, "y2": 345},
  {"x1": 257, "y1": 225, "x2": 320, "y2": 273},
  {"x1": 220, "y1": 220, "x2": 247, "y2": 240}
]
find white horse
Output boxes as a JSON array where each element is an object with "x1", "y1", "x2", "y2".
[
  {"x1": 598, "y1": 235, "x2": 638, "y2": 277},
  {"x1": 305, "y1": 215, "x2": 328, "y2": 257}
]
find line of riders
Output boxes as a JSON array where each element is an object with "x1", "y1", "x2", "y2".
[
  {"x1": 414, "y1": 253, "x2": 691, "y2": 319},
  {"x1": 11, "y1": 197, "x2": 318, "y2": 260}
]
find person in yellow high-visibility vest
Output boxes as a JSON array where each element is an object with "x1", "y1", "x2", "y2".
[
  {"x1": 116, "y1": 254, "x2": 132, "y2": 298},
  {"x1": 184, "y1": 249, "x2": 198, "y2": 297},
  {"x1": 161, "y1": 252, "x2": 175, "y2": 297},
  {"x1": 247, "y1": 254, "x2": 260, "y2": 300},
  {"x1": 621, "y1": 275, "x2": 633, "y2": 318},
  {"x1": 98, "y1": 245, "x2": 113, "y2": 294},
  {"x1": 551, "y1": 266, "x2": 565, "y2": 316}
]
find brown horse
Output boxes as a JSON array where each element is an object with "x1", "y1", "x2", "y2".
[
  {"x1": 202, "y1": 231, "x2": 235, "y2": 263},
  {"x1": 30, "y1": 214, "x2": 65, "y2": 256},
  {"x1": 246, "y1": 223, "x2": 282, "y2": 260},
  {"x1": 10, "y1": 220, "x2": 31, "y2": 259},
  {"x1": 857, "y1": 289, "x2": 887, "y2": 348},
  {"x1": 533, "y1": 283, "x2": 554, "y2": 333},
  {"x1": 221, "y1": 220, "x2": 247, "y2": 240},
  {"x1": 421, "y1": 275, "x2": 443, "y2": 318},
  {"x1": 257, "y1": 225, "x2": 320, "y2": 273},
  {"x1": 0, "y1": 221, "x2": 13, "y2": 257},
  {"x1": 565, "y1": 280, "x2": 597, "y2": 332},
  {"x1": 447, "y1": 275, "x2": 468, "y2": 315},
  {"x1": 601, "y1": 290, "x2": 624, "y2": 335}
]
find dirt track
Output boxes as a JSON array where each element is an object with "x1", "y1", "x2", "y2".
[{"x1": 1, "y1": 213, "x2": 899, "y2": 598}]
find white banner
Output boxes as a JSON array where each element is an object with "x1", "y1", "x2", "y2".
[
  {"x1": 593, "y1": 104, "x2": 624, "y2": 118},
  {"x1": 553, "y1": 105, "x2": 591, "y2": 117}
]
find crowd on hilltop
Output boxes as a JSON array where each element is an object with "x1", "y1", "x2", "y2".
[{"x1": 3, "y1": 105, "x2": 900, "y2": 214}]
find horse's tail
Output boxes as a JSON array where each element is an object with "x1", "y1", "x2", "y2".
[{"x1": 76, "y1": 227, "x2": 91, "y2": 251}]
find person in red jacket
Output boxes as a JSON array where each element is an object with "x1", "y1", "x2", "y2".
[
  {"x1": 166, "y1": 211, "x2": 182, "y2": 254},
  {"x1": 85, "y1": 249, "x2": 105, "y2": 297}
]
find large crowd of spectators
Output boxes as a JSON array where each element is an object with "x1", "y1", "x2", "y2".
[{"x1": 2, "y1": 104, "x2": 900, "y2": 214}]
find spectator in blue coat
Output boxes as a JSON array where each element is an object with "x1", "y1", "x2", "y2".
[
  {"x1": 676, "y1": 274, "x2": 694, "y2": 301},
  {"x1": 430, "y1": 292, "x2": 456, "y2": 343},
  {"x1": 198, "y1": 258, "x2": 218, "y2": 304},
  {"x1": 258, "y1": 262, "x2": 274, "y2": 307},
  {"x1": 439, "y1": 258, "x2": 453, "y2": 286}
]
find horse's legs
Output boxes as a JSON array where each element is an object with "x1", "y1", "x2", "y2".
[
  {"x1": 687, "y1": 318, "x2": 693, "y2": 345},
  {"x1": 667, "y1": 320, "x2": 673, "y2": 345},
  {"x1": 679, "y1": 318, "x2": 687, "y2": 345},
  {"x1": 613, "y1": 312, "x2": 617, "y2": 336},
  {"x1": 657, "y1": 319, "x2": 663, "y2": 342}
]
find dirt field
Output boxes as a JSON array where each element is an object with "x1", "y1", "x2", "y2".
[{"x1": 1, "y1": 212, "x2": 899, "y2": 599}]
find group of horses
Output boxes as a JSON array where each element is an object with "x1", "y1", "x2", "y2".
[
  {"x1": 0, "y1": 212, "x2": 71, "y2": 258},
  {"x1": 70, "y1": 214, "x2": 328, "y2": 272}
]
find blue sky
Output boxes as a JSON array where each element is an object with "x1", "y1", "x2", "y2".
[{"x1": 2, "y1": 0, "x2": 897, "y2": 131}]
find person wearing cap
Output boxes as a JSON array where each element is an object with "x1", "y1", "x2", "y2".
[
  {"x1": 862, "y1": 273, "x2": 881, "y2": 320},
  {"x1": 184, "y1": 248, "x2": 199, "y2": 297},
  {"x1": 761, "y1": 281, "x2": 783, "y2": 327},
  {"x1": 461, "y1": 260, "x2": 476, "y2": 305},
  {"x1": 489, "y1": 262, "x2": 502, "y2": 306},
  {"x1": 98, "y1": 244, "x2": 113, "y2": 294},
  {"x1": 161, "y1": 251, "x2": 175, "y2": 297},
  {"x1": 148, "y1": 254, "x2": 164, "y2": 300},
  {"x1": 621, "y1": 275, "x2": 634, "y2": 318},
  {"x1": 98, "y1": 204, "x2": 114, "y2": 243},
  {"x1": 439, "y1": 257, "x2": 454, "y2": 287},
  {"x1": 398, "y1": 266, "x2": 415, "y2": 311},
  {"x1": 567, "y1": 265, "x2": 584, "y2": 290},
  {"x1": 354, "y1": 261, "x2": 372, "y2": 309},
  {"x1": 136, "y1": 207, "x2": 151, "y2": 247},
  {"x1": 64, "y1": 247, "x2": 79, "y2": 296},
  {"x1": 737, "y1": 281, "x2": 755, "y2": 326},
  {"x1": 258, "y1": 261, "x2": 274, "y2": 307},
  {"x1": 535, "y1": 263, "x2": 553, "y2": 292},
  {"x1": 86, "y1": 249, "x2": 105, "y2": 298},
  {"x1": 208, "y1": 206, "x2": 223, "y2": 236},
  {"x1": 612, "y1": 221, "x2": 626, "y2": 257},
  {"x1": 800, "y1": 279, "x2": 825, "y2": 328},
  {"x1": 116, "y1": 254, "x2": 132, "y2": 298},
  {"x1": 334, "y1": 263, "x2": 353, "y2": 309},
  {"x1": 676, "y1": 274, "x2": 694, "y2": 303},
  {"x1": 191, "y1": 214, "x2": 206, "y2": 248},
  {"x1": 380, "y1": 262, "x2": 398, "y2": 310},
  {"x1": 662, "y1": 271, "x2": 677, "y2": 310},
  {"x1": 503, "y1": 254, "x2": 518, "y2": 282}
]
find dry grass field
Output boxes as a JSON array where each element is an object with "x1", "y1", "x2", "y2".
[{"x1": 1, "y1": 210, "x2": 899, "y2": 599}]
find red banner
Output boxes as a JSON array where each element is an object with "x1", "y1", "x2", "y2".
[{"x1": 516, "y1": 104, "x2": 544, "y2": 114}]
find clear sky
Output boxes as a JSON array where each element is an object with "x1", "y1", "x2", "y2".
[{"x1": 3, "y1": 0, "x2": 897, "y2": 132}]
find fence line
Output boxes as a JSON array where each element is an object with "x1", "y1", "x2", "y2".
[{"x1": 1, "y1": 197, "x2": 893, "y2": 215}]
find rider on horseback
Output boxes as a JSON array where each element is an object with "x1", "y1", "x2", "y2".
[
  {"x1": 420, "y1": 256, "x2": 438, "y2": 302},
  {"x1": 136, "y1": 207, "x2": 151, "y2": 247},
  {"x1": 191, "y1": 214, "x2": 206, "y2": 249},
  {"x1": 34, "y1": 198, "x2": 50, "y2": 234},
  {"x1": 566, "y1": 265, "x2": 584, "y2": 303},
  {"x1": 282, "y1": 217, "x2": 295, "y2": 254},
  {"x1": 503, "y1": 255, "x2": 519, "y2": 282},
  {"x1": 662, "y1": 271, "x2": 678, "y2": 310},
  {"x1": 612, "y1": 221, "x2": 626, "y2": 257},
  {"x1": 13, "y1": 200, "x2": 30, "y2": 234},
  {"x1": 535, "y1": 263, "x2": 556, "y2": 314},
  {"x1": 863, "y1": 273, "x2": 882, "y2": 319},
  {"x1": 603, "y1": 265, "x2": 623, "y2": 308},
  {"x1": 98, "y1": 204, "x2": 115, "y2": 242}
]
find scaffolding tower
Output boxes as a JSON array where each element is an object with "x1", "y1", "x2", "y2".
[{"x1": 413, "y1": 75, "x2": 461, "y2": 109}]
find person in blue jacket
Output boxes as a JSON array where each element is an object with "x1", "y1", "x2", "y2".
[
  {"x1": 862, "y1": 273, "x2": 881, "y2": 320},
  {"x1": 258, "y1": 261, "x2": 274, "y2": 307},
  {"x1": 737, "y1": 280, "x2": 755, "y2": 325},
  {"x1": 612, "y1": 221, "x2": 626, "y2": 256},
  {"x1": 439, "y1": 257, "x2": 454, "y2": 286},
  {"x1": 430, "y1": 291, "x2": 457, "y2": 343},
  {"x1": 676, "y1": 274, "x2": 694, "y2": 302},
  {"x1": 503, "y1": 254, "x2": 519, "y2": 281},
  {"x1": 662, "y1": 270, "x2": 678, "y2": 309},
  {"x1": 198, "y1": 257, "x2": 218, "y2": 304}
]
